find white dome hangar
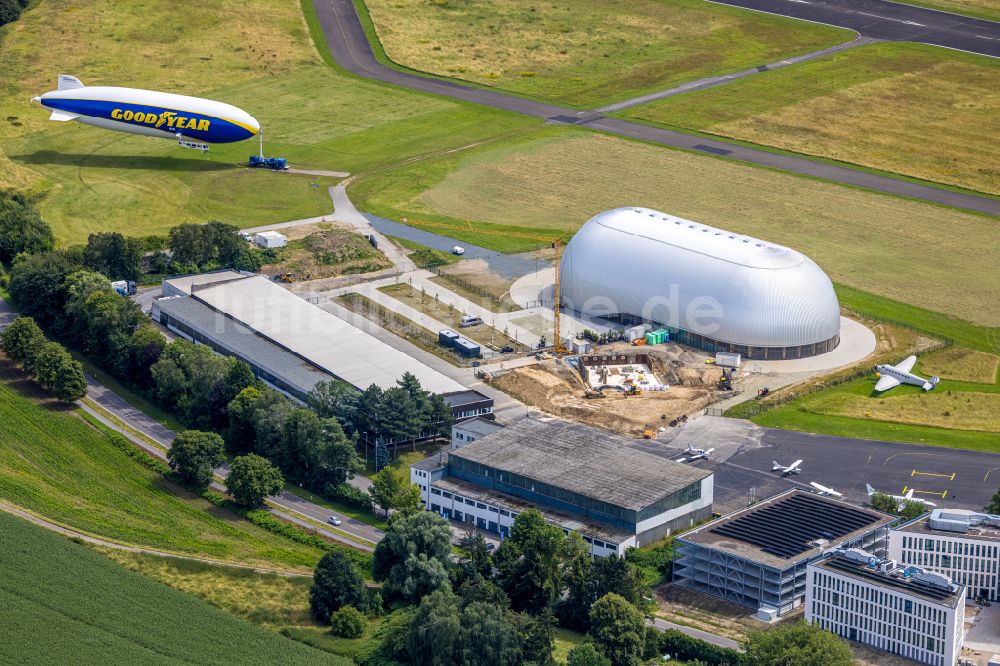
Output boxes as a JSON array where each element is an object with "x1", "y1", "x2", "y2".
[{"x1": 560, "y1": 208, "x2": 841, "y2": 360}]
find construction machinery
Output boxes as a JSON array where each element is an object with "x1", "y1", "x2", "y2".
[
  {"x1": 584, "y1": 388, "x2": 606, "y2": 399},
  {"x1": 276, "y1": 272, "x2": 295, "y2": 283},
  {"x1": 718, "y1": 368, "x2": 734, "y2": 391}
]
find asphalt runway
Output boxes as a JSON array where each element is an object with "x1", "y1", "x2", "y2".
[
  {"x1": 636, "y1": 418, "x2": 1000, "y2": 515},
  {"x1": 708, "y1": 0, "x2": 1000, "y2": 57},
  {"x1": 311, "y1": 0, "x2": 1000, "y2": 217}
]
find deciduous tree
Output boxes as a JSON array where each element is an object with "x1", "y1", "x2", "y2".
[
  {"x1": 168, "y1": 430, "x2": 226, "y2": 490},
  {"x1": 589, "y1": 593, "x2": 645, "y2": 666},
  {"x1": 227, "y1": 454, "x2": 283, "y2": 508},
  {"x1": 0, "y1": 316, "x2": 47, "y2": 370},
  {"x1": 373, "y1": 511, "x2": 452, "y2": 603},
  {"x1": 310, "y1": 549, "x2": 369, "y2": 624},
  {"x1": 567, "y1": 643, "x2": 611, "y2": 666},
  {"x1": 0, "y1": 190, "x2": 53, "y2": 262},
  {"x1": 743, "y1": 620, "x2": 852, "y2": 666}
]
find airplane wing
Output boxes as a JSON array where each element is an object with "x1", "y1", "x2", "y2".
[
  {"x1": 789, "y1": 460, "x2": 802, "y2": 471},
  {"x1": 810, "y1": 482, "x2": 842, "y2": 497},
  {"x1": 896, "y1": 355, "x2": 917, "y2": 373},
  {"x1": 875, "y1": 375, "x2": 901, "y2": 392}
]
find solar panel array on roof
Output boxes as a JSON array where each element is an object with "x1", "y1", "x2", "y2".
[{"x1": 709, "y1": 493, "x2": 880, "y2": 559}]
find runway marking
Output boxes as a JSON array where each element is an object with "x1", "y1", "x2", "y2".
[
  {"x1": 911, "y1": 470, "x2": 955, "y2": 480},
  {"x1": 853, "y1": 10, "x2": 926, "y2": 26},
  {"x1": 984, "y1": 466, "x2": 1000, "y2": 482},
  {"x1": 903, "y1": 486, "x2": 948, "y2": 498},
  {"x1": 883, "y1": 451, "x2": 935, "y2": 465}
]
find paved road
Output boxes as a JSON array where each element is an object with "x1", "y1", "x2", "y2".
[
  {"x1": 651, "y1": 617, "x2": 742, "y2": 650},
  {"x1": 709, "y1": 0, "x2": 1000, "y2": 57},
  {"x1": 311, "y1": 0, "x2": 1000, "y2": 216}
]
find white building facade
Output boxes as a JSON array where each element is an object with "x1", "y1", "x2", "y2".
[
  {"x1": 807, "y1": 553, "x2": 965, "y2": 666},
  {"x1": 888, "y1": 510, "x2": 1000, "y2": 601}
]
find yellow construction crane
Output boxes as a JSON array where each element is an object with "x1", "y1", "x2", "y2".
[{"x1": 395, "y1": 217, "x2": 567, "y2": 354}]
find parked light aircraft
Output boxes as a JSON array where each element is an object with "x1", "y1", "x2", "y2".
[
  {"x1": 866, "y1": 484, "x2": 938, "y2": 510},
  {"x1": 874, "y1": 355, "x2": 939, "y2": 393},
  {"x1": 772, "y1": 459, "x2": 802, "y2": 475},
  {"x1": 810, "y1": 482, "x2": 842, "y2": 497},
  {"x1": 684, "y1": 444, "x2": 715, "y2": 462}
]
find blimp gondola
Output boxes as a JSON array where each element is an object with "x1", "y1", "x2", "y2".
[{"x1": 32, "y1": 74, "x2": 260, "y2": 152}]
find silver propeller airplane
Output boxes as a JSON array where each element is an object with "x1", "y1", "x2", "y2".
[
  {"x1": 772, "y1": 459, "x2": 802, "y2": 475},
  {"x1": 874, "y1": 355, "x2": 939, "y2": 393},
  {"x1": 683, "y1": 444, "x2": 715, "y2": 462},
  {"x1": 810, "y1": 482, "x2": 842, "y2": 497},
  {"x1": 867, "y1": 484, "x2": 937, "y2": 510}
]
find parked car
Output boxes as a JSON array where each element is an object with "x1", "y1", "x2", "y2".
[
  {"x1": 460, "y1": 315, "x2": 483, "y2": 327},
  {"x1": 327, "y1": 516, "x2": 342, "y2": 526},
  {"x1": 452, "y1": 246, "x2": 465, "y2": 255}
]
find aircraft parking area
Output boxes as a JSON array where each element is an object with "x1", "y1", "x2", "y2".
[{"x1": 639, "y1": 417, "x2": 999, "y2": 516}]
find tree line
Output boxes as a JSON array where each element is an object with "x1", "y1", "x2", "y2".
[
  {"x1": 0, "y1": 0, "x2": 30, "y2": 28},
  {"x1": 0, "y1": 317, "x2": 86, "y2": 402},
  {"x1": 309, "y1": 509, "x2": 853, "y2": 666}
]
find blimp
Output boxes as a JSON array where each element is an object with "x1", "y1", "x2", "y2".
[{"x1": 31, "y1": 75, "x2": 260, "y2": 152}]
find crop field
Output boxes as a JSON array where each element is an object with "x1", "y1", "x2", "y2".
[
  {"x1": 625, "y1": 43, "x2": 1000, "y2": 195},
  {"x1": 351, "y1": 128, "x2": 1000, "y2": 327},
  {"x1": 0, "y1": 359, "x2": 323, "y2": 568},
  {"x1": 0, "y1": 512, "x2": 342, "y2": 665},
  {"x1": 0, "y1": 0, "x2": 535, "y2": 244},
  {"x1": 361, "y1": 0, "x2": 850, "y2": 107}
]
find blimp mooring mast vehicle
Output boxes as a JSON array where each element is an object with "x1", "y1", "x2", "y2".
[{"x1": 32, "y1": 75, "x2": 283, "y2": 168}]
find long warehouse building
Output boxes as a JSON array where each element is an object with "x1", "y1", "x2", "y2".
[{"x1": 152, "y1": 273, "x2": 466, "y2": 399}]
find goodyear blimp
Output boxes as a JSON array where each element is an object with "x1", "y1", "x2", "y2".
[{"x1": 32, "y1": 74, "x2": 260, "y2": 152}]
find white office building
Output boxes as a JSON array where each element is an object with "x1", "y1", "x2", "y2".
[
  {"x1": 889, "y1": 508, "x2": 1000, "y2": 602},
  {"x1": 807, "y1": 549, "x2": 966, "y2": 666}
]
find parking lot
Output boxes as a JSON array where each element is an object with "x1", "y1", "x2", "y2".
[{"x1": 642, "y1": 417, "x2": 1000, "y2": 516}]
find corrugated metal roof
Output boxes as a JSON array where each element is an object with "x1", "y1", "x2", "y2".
[
  {"x1": 450, "y1": 418, "x2": 711, "y2": 511},
  {"x1": 560, "y1": 207, "x2": 841, "y2": 348},
  {"x1": 190, "y1": 275, "x2": 466, "y2": 394}
]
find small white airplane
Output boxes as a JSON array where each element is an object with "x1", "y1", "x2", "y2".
[
  {"x1": 874, "y1": 355, "x2": 939, "y2": 393},
  {"x1": 810, "y1": 482, "x2": 843, "y2": 497},
  {"x1": 772, "y1": 459, "x2": 803, "y2": 475},
  {"x1": 866, "y1": 484, "x2": 937, "y2": 510},
  {"x1": 684, "y1": 444, "x2": 715, "y2": 461}
]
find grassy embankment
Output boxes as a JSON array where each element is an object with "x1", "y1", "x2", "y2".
[
  {"x1": 0, "y1": 359, "x2": 325, "y2": 570},
  {"x1": 624, "y1": 42, "x2": 1000, "y2": 195},
  {"x1": 0, "y1": 0, "x2": 537, "y2": 244},
  {"x1": 0, "y1": 512, "x2": 343, "y2": 665},
  {"x1": 360, "y1": 0, "x2": 850, "y2": 108},
  {"x1": 350, "y1": 128, "x2": 1000, "y2": 329}
]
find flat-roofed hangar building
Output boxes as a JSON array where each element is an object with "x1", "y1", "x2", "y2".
[
  {"x1": 411, "y1": 418, "x2": 713, "y2": 557},
  {"x1": 560, "y1": 208, "x2": 841, "y2": 360},
  {"x1": 151, "y1": 274, "x2": 491, "y2": 419},
  {"x1": 673, "y1": 490, "x2": 894, "y2": 617}
]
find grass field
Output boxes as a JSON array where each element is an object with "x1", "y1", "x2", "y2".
[
  {"x1": 900, "y1": 0, "x2": 1000, "y2": 21},
  {"x1": 0, "y1": 0, "x2": 536, "y2": 244},
  {"x1": 0, "y1": 359, "x2": 324, "y2": 569},
  {"x1": 0, "y1": 512, "x2": 341, "y2": 665},
  {"x1": 351, "y1": 128, "x2": 1000, "y2": 327},
  {"x1": 917, "y1": 347, "x2": 999, "y2": 383},
  {"x1": 361, "y1": 0, "x2": 850, "y2": 107},
  {"x1": 625, "y1": 43, "x2": 1000, "y2": 194}
]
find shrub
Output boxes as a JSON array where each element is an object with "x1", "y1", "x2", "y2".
[
  {"x1": 326, "y1": 482, "x2": 373, "y2": 511},
  {"x1": 329, "y1": 605, "x2": 367, "y2": 638}
]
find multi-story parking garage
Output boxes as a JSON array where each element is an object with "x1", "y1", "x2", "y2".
[
  {"x1": 560, "y1": 207, "x2": 842, "y2": 360},
  {"x1": 673, "y1": 490, "x2": 893, "y2": 617}
]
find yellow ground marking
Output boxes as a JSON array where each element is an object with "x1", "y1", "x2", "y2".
[
  {"x1": 984, "y1": 467, "x2": 1000, "y2": 483},
  {"x1": 903, "y1": 486, "x2": 949, "y2": 498},
  {"x1": 910, "y1": 470, "x2": 956, "y2": 480}
]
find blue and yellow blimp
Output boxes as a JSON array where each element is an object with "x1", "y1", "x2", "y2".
[{"x1": 32, "y1": 74, "x2": 260, "y2": 150}]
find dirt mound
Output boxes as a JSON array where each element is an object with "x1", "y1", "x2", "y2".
[{"x1": 494, "y1": 363, "x2": 713, "y2": 435}]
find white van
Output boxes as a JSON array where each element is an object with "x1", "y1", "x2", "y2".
[
  {"x1": 452, "y1": 246, "x2": 465, "y2": 255},
  {"x1": 459, "y1": 315, "x2": 483, "y2": 327}
]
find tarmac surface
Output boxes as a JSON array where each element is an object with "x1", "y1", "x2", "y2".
[
  {"x1": 709, "y1": 0, "x2": 1000, "y2": 57},
  {"x1": 311, "y1": 0, "x2": 1000, "y2": 216},
  {"x1": 645, "y1": 417, "x2": 1000, "y2": 516}
]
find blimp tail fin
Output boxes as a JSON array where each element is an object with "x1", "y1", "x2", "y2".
[
  {"x1": 49, "y1": 110, "x2": 78, "y2": 122},
  {"x1": 57, "y1": 74, "x2": 84, "y2": 91}
]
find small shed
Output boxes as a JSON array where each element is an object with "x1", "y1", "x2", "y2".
[{"x1": 254, "y1": 231, "x2": 287, "y2": 249}]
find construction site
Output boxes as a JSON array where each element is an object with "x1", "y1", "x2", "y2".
[{"x1": 491, "y1": 344, "x2": 729, "y2": 436}]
